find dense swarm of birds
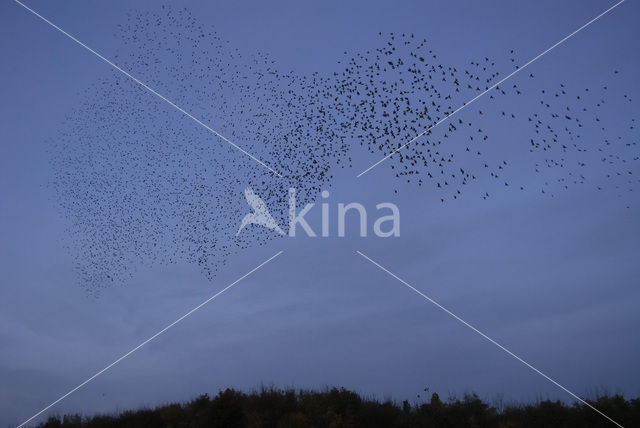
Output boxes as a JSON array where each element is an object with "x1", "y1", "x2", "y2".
[
  {"x1": 50, "y1": 7, "x2": 638, "y2": 294},
  {"x1": 334, "y1": 32, "x2": 638, "y2": 202},
  {"x1": 52, "y1": 7, "x2": 350, "y2": 294}
]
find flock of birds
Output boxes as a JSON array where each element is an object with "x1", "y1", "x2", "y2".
[
  {"x1": 334, "y1": 33, "x2": 638, "y2": 202},
  {"x1": 50, "y1": 6, "x2": 639, "y2": 294}
]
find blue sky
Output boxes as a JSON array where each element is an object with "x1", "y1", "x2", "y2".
[{"x1": 1, "y1": 0, "x2": 639, "y2": 426}]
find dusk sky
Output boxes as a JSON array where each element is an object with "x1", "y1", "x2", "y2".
[{"x1": 1, "y1": 1, "x2": 639, "y2": 427}]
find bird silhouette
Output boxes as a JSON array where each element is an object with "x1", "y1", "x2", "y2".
[{"x1": 237, "y1": 188, "x2": 284, "y2": 236}]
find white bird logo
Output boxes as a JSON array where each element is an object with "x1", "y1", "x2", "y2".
[{"x1": 236, "y1": 187, "x2": 285, "y2": 236}]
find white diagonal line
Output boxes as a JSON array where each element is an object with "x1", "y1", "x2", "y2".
[
  {"x1": 16, "y1": 250, "x2": 284, "y2": 428},
  {"x1": 13, "y1": 0, "x2": 282, "y2": 178},
  {"x1": 356, "y1": 250, "x2": 624, "y2": 428},
  {"x1": 356, "y1": 0, "x2": 625, "y2": 177}
]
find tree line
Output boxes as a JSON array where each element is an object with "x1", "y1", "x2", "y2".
[{"x1": 38, "y1": 387, "x2": 639, "y2": 428}]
